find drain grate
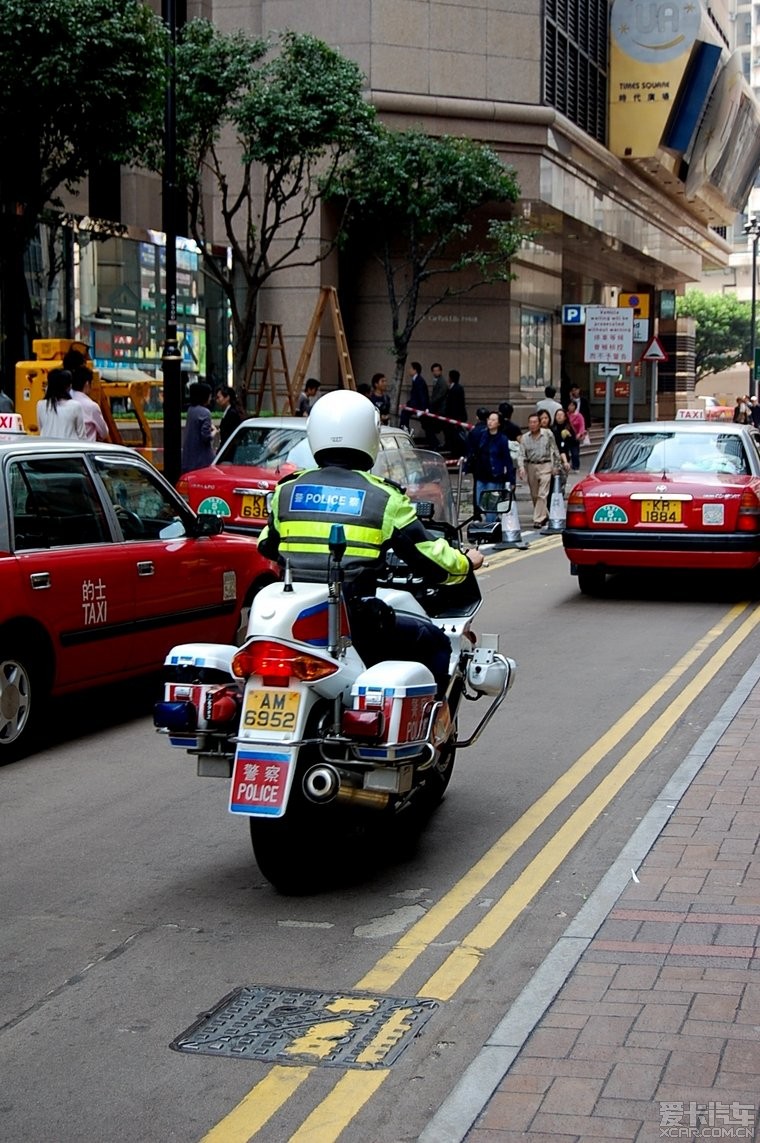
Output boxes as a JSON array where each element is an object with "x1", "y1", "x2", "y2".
[{"x1": 171, "y1": 985, "x2": 439, "y2": 1069}]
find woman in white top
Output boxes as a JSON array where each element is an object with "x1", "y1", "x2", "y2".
[{"x1": 36, "y1": 369, "x2": 86, "y2": 440}]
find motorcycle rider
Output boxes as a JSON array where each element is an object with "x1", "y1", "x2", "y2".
[{"x1": 258, "y1": 389, "x2": 484, "y2": 691}]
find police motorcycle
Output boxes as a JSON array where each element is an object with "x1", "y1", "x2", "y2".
[{"x1": 155, "y1": 450, "x2": 515, "y2": 894}]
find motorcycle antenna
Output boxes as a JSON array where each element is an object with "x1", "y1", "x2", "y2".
[
  {"x1": 282, "y1": 557, "x2": 294, "y2": 592},
  {"x1": 327, "y1": 524, "x2": 346, "y2": 661}
]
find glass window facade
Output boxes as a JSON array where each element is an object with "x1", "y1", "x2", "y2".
[{"x1": 544, "y1": 0, "x2": 608, "y2": 144}]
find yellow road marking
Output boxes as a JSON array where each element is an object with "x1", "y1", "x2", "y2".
[
  {"x1": 288, "y1": 1070, "x2": 388, "y2": 1142},
  {"x1": 421, "y1": 602, "x2": 760, "y2": 1001},
  {"x1": 199, "y1": 1066, "x2": 312, "y2": 1142},
  {"x1": 356, "y1": 601, "x2": 747, "y2": 994},
  {"x1": 479, "y1": 535, "x2": 562, "y2": 572},
  {"x1": 355, "y1": 1008, "x2": 415, "y2": 1066},
  {"x1": 283, "y1": 1021, "x2": 355, "y2": 1061},
  {"x1": 199, "y1": 600, "x2": 753, "y2": 1142}
]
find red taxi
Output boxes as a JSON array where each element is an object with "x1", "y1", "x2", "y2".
[
  {"x1": 177, "y1": 417, "x2": 426, "y2": 532},
  {"x1": 563, "y1": 421, "x2": 760, "y2": 594},
  {"x1": 0, "y1": 439, "x2": 278, "y2": 760}
]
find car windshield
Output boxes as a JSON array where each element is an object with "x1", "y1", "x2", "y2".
[
  {"x1": 217, "y1": 425, "x2": 308, "y2": 471},
  {"x1": 595, "y1": 431, "x2": 750, "y2": 476}
]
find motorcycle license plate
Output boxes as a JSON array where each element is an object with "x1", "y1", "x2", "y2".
[
  {"x1": 241, "y1": 688, "x2": 300, "y2": 733},
  {"x1": 240, "y1": 493, "x2": 267, "y2": 520},
  {"x1": 229, "y1": 748, "x2": 293, "y2": 817}
]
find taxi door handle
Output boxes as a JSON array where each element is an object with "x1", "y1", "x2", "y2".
[
  {"x1": 136, "y1": 561, "x2": 155, "y2": 577},
  {"x1": 30, "y1": 571, "x2": 51, "y2": 590}
]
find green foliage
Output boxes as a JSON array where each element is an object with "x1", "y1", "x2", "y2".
[
  {"x1": 328, "y1": 128, "x2": 530, "y2": 391},
  {"x1": 174, "y1": 24, "x2": 376, "y2": 388},
  {"x1": 677, "y1": 291, "x2": 754, "y2": 381},
  {"x1": 0, "y1": 0, "x2": 166, "y2": 223}
]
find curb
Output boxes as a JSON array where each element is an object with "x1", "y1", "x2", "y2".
[{"x1": 419, "y1": 651, "x2": 760, "y2": 1143}]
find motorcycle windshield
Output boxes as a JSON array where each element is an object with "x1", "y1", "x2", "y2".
[{"x1": 380, "y1": 448, "x2": 458, "y2": 527}]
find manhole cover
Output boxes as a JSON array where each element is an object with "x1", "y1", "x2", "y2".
[{"x1": 171, "y1": 985, "x2": 439, "y2": 1069}]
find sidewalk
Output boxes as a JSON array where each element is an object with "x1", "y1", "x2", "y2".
[{"x1": 422, "y1": 656, "x2": 760, "y2": 1142}]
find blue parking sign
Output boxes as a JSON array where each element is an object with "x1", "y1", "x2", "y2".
[{"x1": 562, "y1": 305, "x2": 585, "y2": 325}]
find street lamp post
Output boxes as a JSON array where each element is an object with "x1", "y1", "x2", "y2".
[
  {"x1": 745, "y1": 216, "x2": 760, "y2": 401},
  {"x1": 161, "y1": 0, "x2": 182, "y2": 485}
]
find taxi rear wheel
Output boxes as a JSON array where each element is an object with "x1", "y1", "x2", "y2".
[
  {"x1": 0, "y1": 649, "x2": 40, "y2": 762},
  {"x1": 577, "y1": 568, "x2": 606, "y2": 596}
]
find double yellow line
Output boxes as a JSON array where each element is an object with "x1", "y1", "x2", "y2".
[{"x1": 202, "y1": 600, "x2": 759, "y2": 1143}]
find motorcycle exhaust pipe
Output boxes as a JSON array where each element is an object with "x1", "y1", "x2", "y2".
[
  {"x1": 303, "y1": 764, "x2": 341, "y2": 804},
  {"x1": 335, "y1": 786, "x2": 389, "y2": 810}
]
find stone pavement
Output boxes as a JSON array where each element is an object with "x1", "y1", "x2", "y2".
[{"x1": 422, "y1": 656, "x2": 760, "y2": 1143}]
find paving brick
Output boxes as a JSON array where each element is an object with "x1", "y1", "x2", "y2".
[
  {"x1": 632, "y1": 1003, "x2": 688, "y2": 1033},
  {"x1": 477, "y1": 1090, "x2": 544, "y2": 1132},
  {"x1": 470, "y1": 1132, "x2": 577, "y2": 1143},
  {"x1": 540, "y1": 1076, "x2": 605, "y2": 1116},
  {"x1": 662, "y1": 875, "x2": 707, "y2": 895},
  {"x1": 720, "y1": 1039, "x2": 760, "y2": 1073},
  {"x1": 510, "y1": 1058, "x2": 611, "y2": 1080},
  {"x1": 688, "y1": 992, "x2": 740, "y2": 1022},
  {"x1": 530, "y1": 1112, "x2": 640, "y2": 1138},
  {"x1": 541, "y1": 1011, "x2": 590, "y2": 1030},
  {"x1": 556, "y1": 975, "x2": 614, "y2": 1002},
  {"x1": 716, "y1": 923, "x2": 760, "y2": 946},
  {"x1": 661, "y1": 1049, "x2": 720, "y2": 1086},
  {"x1": 496, "y1": 1074, "x2": 552, "y2": 1094},
  {"x1": 575, "y1": 1013, "x2": 637, "y2": 1047},
  {"x1": 601, "y1": 1061, "x2": 662, "y2": 1100},
  {"x1": 520, "y1": 1027, "x2": 580, "y2": 1059}
]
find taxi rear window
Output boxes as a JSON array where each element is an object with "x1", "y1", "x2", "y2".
[{"x1": 596, "y1": 432, "x2": 750, "y2": 476}]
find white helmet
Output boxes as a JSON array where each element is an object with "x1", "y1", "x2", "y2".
[{"x1": 306, "y1": 389, "x2": 380, "y2": 468}]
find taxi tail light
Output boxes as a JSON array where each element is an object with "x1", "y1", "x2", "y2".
[
  {"x1": 232, "y1": 640, "x2": 338, "y2": 685},
  {"x1": 176, "y1": 476, "x2": 189, "y2": 500},
  {"x1": 566, "y1": 488, "x2": 588, "y2": 528},
  {"x1": 737, "y1": 488, "x2": 760, "y2": 531},
  {"x1": 204, "y1": 685, "x2": 241, "y2": 727}
]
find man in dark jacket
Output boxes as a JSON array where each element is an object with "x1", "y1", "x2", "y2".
[
  {"x1": 442, "y1": 369, "x2": 467, "y2": 456},
  {"x1": 399, "y1": 360, "x2": 429, "y2": 431}
]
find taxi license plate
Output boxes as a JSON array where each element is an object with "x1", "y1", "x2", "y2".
[
  {"x1": 640, "y1": 500, "x2": 682, "y2": 524},
  {"x1": 241, "y1": 688, "x2": 300, "y2": 733},
  {"x1": 240, "y1": 493, "x2": 267, "y2": 520}
]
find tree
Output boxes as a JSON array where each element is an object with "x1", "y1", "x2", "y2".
[
  {"x1": 677, "y1": 291, "x2": 754, "y2": 382},
  {"x1": 328, "y1": 127, "x2": 530, "y2": 403},
  {"x1": 173, "y1": 24, "x2": 376, "y2": 394},
  {"x1": 0, "y1": 0, "x2": 166, "y2": 381}
]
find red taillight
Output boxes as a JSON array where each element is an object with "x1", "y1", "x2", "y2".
[
  {"x1": 566, "y1": 488, "x2": 588, "y2": 528},
  {"x1": 341, "y1": 709, "x2": 385, "y2": 739},
  {"x1": 176, "y1": 477, "x2": 189, "y2": 499},
  {"x1": 737, "y1": 488, "x2": 760, "y2": 531},
  {"x1": 232, "y1": 640, "x2": 338, "y2": 684},
  {"x1": 204, "y1": 686, "x2": 241, "y2": 726}
]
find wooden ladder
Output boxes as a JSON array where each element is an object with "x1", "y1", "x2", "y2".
[
  {"x1": 245, "y1": 322, "x2": 292, "y2": 414},
  {"x1": 289, "y1": 287, "x2": 356, "y2": 406}
]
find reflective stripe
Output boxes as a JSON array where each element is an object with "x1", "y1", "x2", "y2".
[{"x1": 417, "y1": 537, "x2": 469, "y2": 584}]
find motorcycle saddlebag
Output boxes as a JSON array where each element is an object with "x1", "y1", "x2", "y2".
[{"x1": 350, "y1": 661, "x2": 436, "y2": 761}]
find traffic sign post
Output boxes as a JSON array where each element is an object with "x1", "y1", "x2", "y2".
[{"x1": 584, "y1": 306, "x2": 634, "y2": 363}]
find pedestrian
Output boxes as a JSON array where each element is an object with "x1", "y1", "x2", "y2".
[
  {"x1": 0, "y1": 388, "x2": 13, "y2": 414},
  {"x1": 467, "y1": 411, "x2": 515, "y2": 522},
  {"x1": 182, "y1": 381, "x2": 216, "y2": 473},
  {"x1": 442, "y1": 369, "x2": 467, "y2": 456},
  {"x1": 215, "y1": 386, "x2": 244, "y2": 446},
  {"x1": 425, "y1": 361, "x2": 447, "y2": 447},
  {"x1": 399, "y1": 361, "x2": 429, "y2": 432},
  {"x1": 732, "y1": 395, "x2": 748, "y2": 424},
  {"x1": 465, "y1": 407, "x2": 489, "y2": 518},
  {"x1": 36, "y1": 369, "x2": 86, "y2": 440},
  {"x1": 568, "y1": 383, "x2": 591, "y2": 428},
  {"x1": 566, "y1": 398, "x2": 586, "y2": 470},
  {"x1": 369, "y1": 372, "x2": 391, "y2": 424},
  {"x1": 497, "y1": 402, "x2": 523, "y2": 443},
  {"x1": 536, "y1": 385, "x2": 562, "y2": 420},
  {"x1": 70, "y1": 366, "x2": 110, "y2": 441},
  {"x1": 749, "y1": 396, "x2": 760, "y2": 429},
  {"x1": 550, "y1": 407, "x2": 574, "y2": 494},
  {"x1": 517, "y1": 411, "x2": 561, "y2": 529},
  {"x1": 295, "y1": 377, "x2": 320, "y2": 417},
  {"x1": 538, "y1": 408, "x2": 552, "y2": 431}
]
